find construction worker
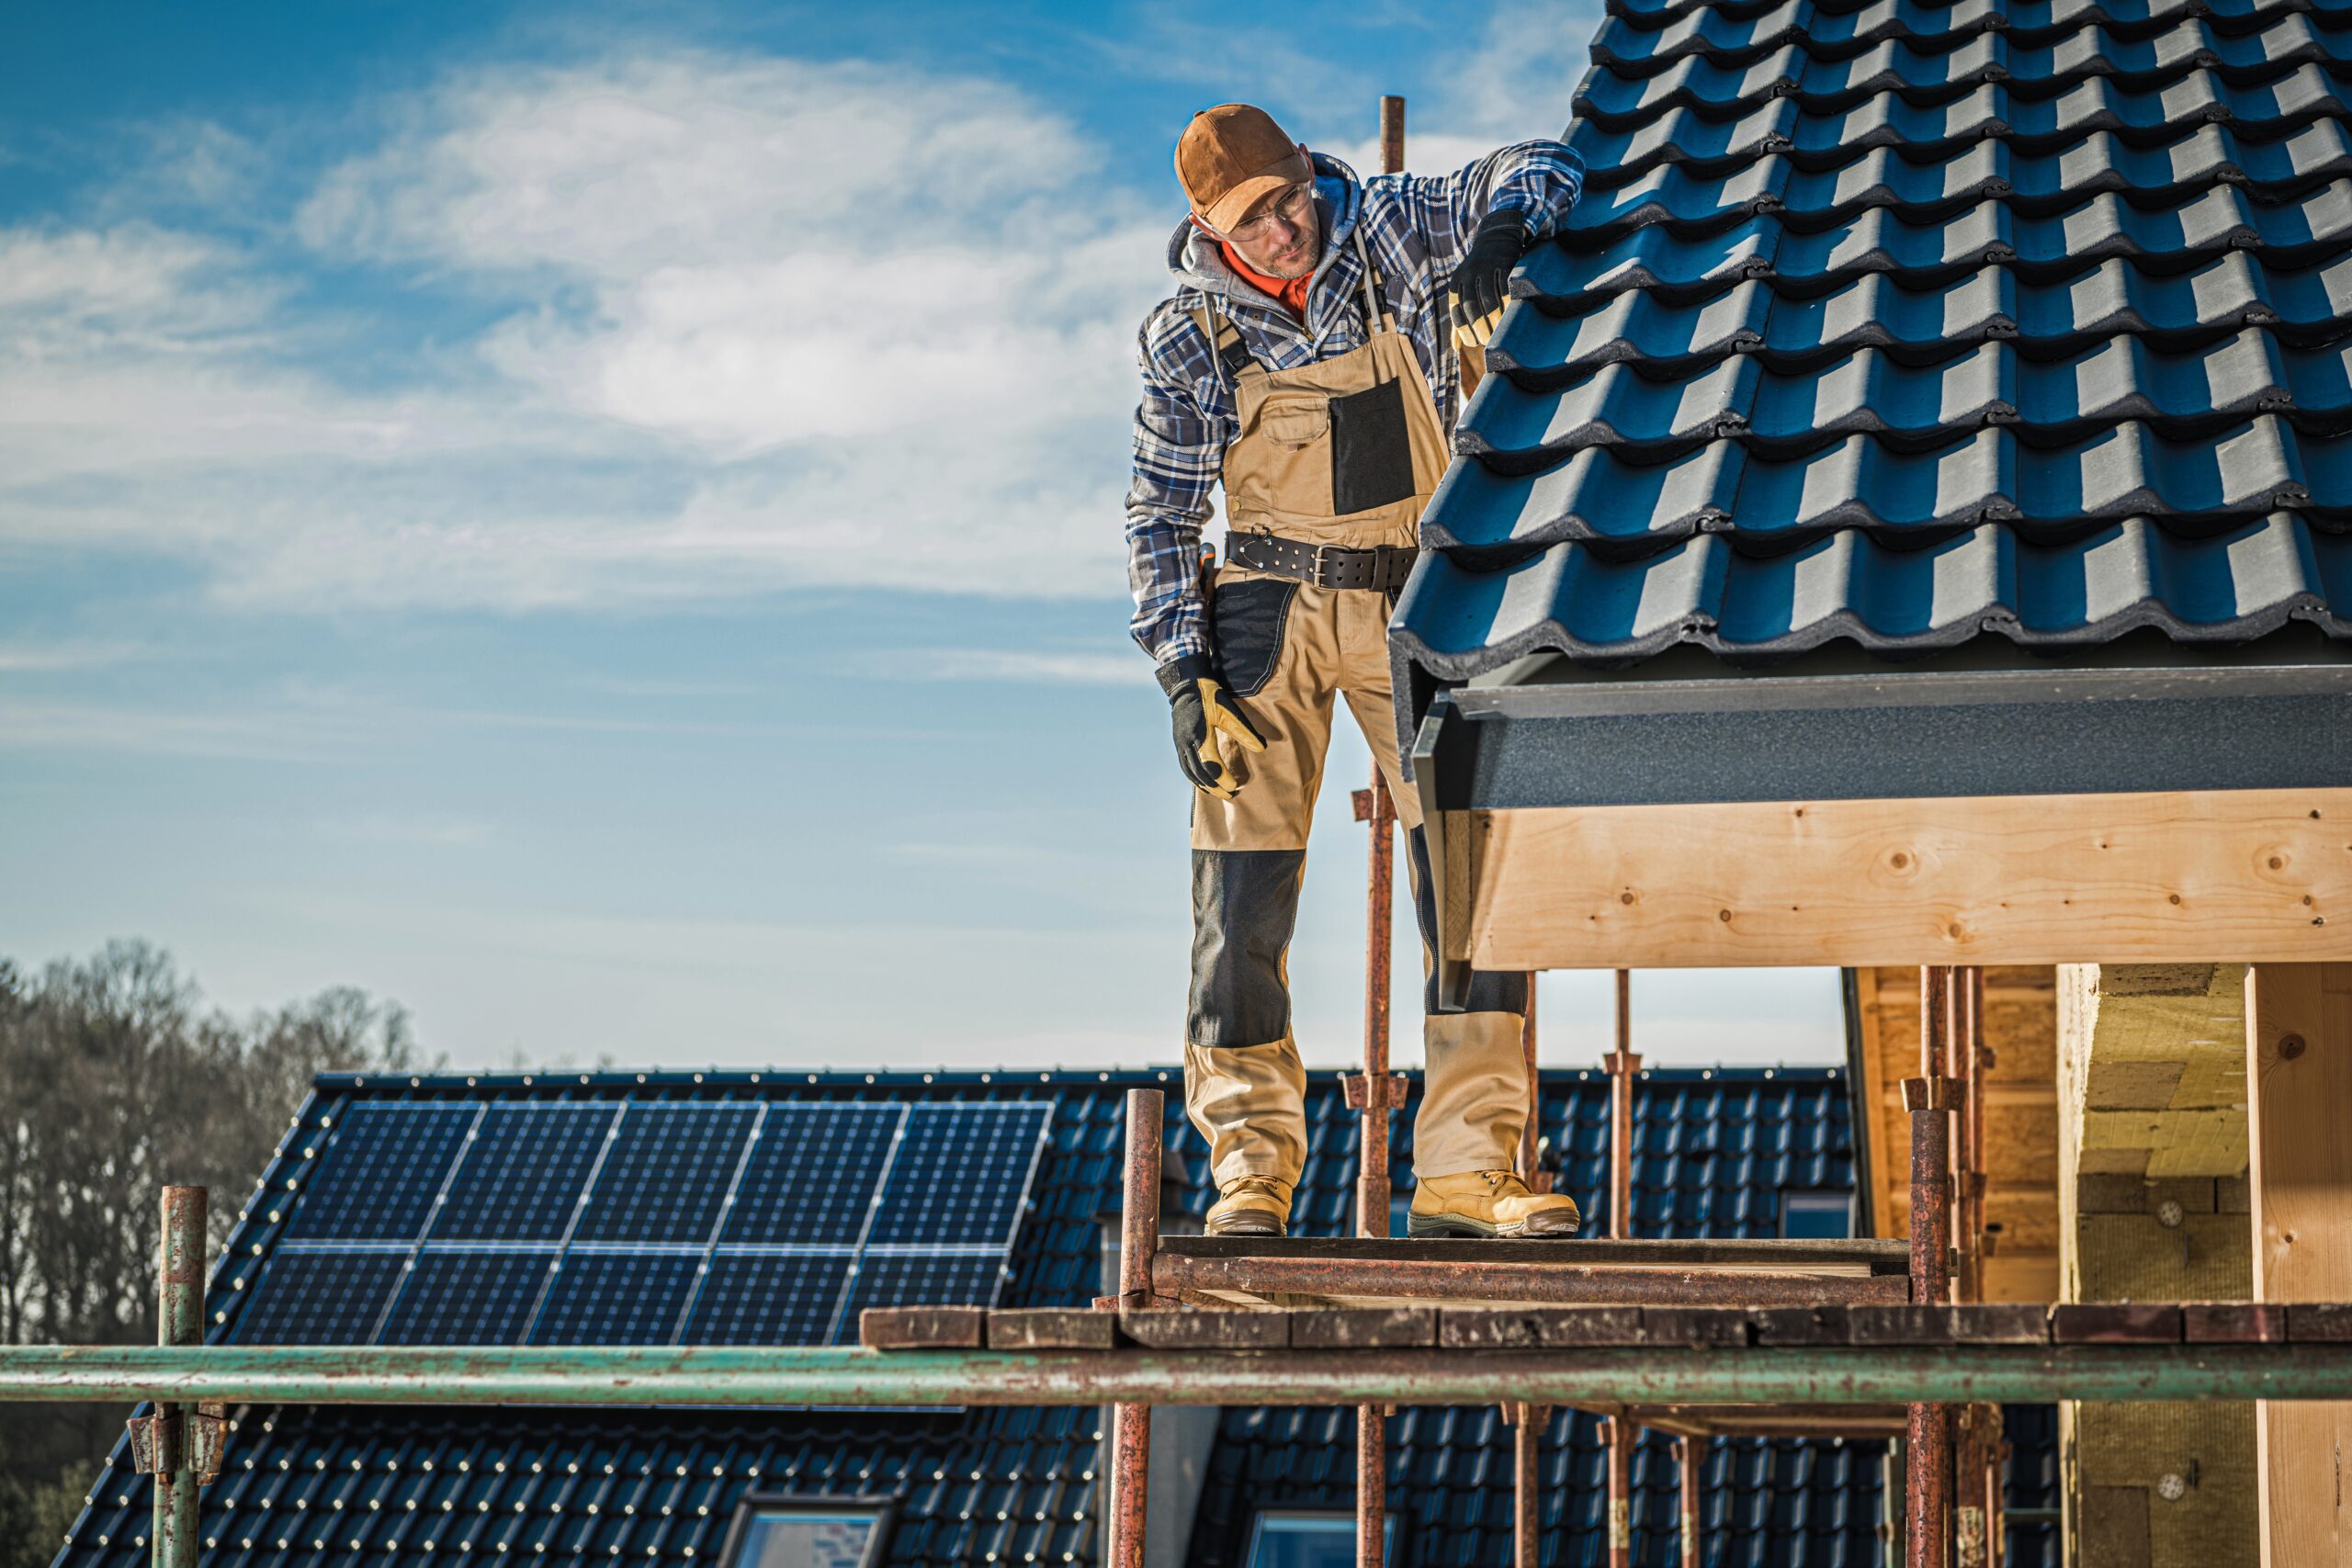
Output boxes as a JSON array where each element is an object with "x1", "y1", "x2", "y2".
[{"x1": 1126, "y1": 104, "x2": 1587, "y2": 1240}]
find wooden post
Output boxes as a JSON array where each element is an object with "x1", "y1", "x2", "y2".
[{"x1": 2245, "y1": 961, "x2": 2352, "y2": 1567}]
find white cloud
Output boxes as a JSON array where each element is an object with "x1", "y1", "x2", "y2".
[
  {"x1": 0, "y1": 16, "x2": 1599, "y2": 616},
  {"x1": 0, "y1": 51, "x2": 1170, "y2": 611}
]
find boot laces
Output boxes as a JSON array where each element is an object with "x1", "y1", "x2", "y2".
[
  {"x1": 1480, "y1": 1170, "x2": 1532, "y2": 1198},
  {"x1": 1225, "y1": 1174, "x2": 1286, "y2": 1200}
]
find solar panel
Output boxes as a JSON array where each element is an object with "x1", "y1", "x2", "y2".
[
  {"x1": 432, "y1": 1104, "x2": 616, "y2": 1242},
  {"x1": 530, "y1": 1251, "x2": 702, "y2": 1345},
  {"x1": 282, "y1": 1105, "x2": 476, "y2": 1242},
  {"x1": 237, "y1": 1096, "x2": 1050, "y2": 1350},
  {"x1": 865, "y1": 1103, "x2": 1050, "y2": 1246},
  {"x1": 378, "y1": 1247, "x2": 557, "y2": 1344},
  {"x1": 233, "y1": 1251, "x2": 406, "y2": 1345},
  {"x1": 572, "y1": 1105, "x2": 756, "y2": 1245},
  {"x1": 721, "y1": 1104, "x2": 901, "y2": 1247},
  {"x1": 678, "y1": 1253, "x2": 854, "y2": 1346},
  {"x1": 831, "y1": 1251, "x2": 1008, "y2": 1344}
]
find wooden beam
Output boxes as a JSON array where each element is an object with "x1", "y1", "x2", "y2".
[
  {"x1": 1461, "y1": 789, "x2": 2351, "y2": 970},
  {"x1": 2247, "y1": 961, "x2": 2352, "y2": 1568}
]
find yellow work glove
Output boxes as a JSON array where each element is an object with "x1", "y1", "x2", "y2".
[{"x1": 1157, "y1": 654, "x2": 1267, "y2": 800}]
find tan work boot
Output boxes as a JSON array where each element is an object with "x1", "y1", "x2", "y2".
[
  {"x1": 1407, "y1": 1171, "x2": 1581, "y2": 1238},
  {"x1": 1205, "y1": 1175, "x2": 1293, "y2": 1237}
]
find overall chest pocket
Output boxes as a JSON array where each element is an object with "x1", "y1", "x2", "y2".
[{"x1": 1256, "y1": 390, "x2": 1329, "y2": 448}]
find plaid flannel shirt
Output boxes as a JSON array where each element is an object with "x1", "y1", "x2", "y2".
[{"x1": 1125, "y1": 141, "x2": 1586, "y2": 666}]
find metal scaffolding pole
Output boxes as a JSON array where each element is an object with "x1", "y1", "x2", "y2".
[
  {"x1": 1351, "y1": 93, "x2": 1409, "y2": 1568},
  {"x1": 1109, "y1": 1088, "x2": 1162, "y2": 1568},
  {"x1": 1511, "y1": 1402, "x2": 1545, "y2": 1567},
  {"x1": 1606, "y1": 1413, "x2": 1634, "y2": 1568},
  {"x1": 12, "y1": 1340, "x2": 2352, "y2": 1411},
  {"x1": 1602, "y1": 970, "x2": 1644, "y2": 1566},
  {"x1": 1677, "y1": 1436, "x2": 1702, "y2": 1568},
  {"x1": 1907, "y1": 964, "x2": 1960, "y2": 1568},
  {"x1": 152, "y1": 1187, "x2": 205, "y2": 1568},
  {"x1": 1606, "y1": 971, "x2": 1639, "y2": 1238}
]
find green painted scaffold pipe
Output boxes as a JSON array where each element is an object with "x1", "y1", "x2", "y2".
[{"x1": 4, "y1": 1343, "x2": 2351, "y2": 1408}]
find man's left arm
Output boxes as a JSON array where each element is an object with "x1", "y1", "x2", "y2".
[{"x1": 1396, "y1": 140, "x2": 1585, "y2": 323}]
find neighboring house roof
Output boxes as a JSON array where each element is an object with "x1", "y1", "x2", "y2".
[
  {"x1": 1393, "y1": 0, "x2": 2352, "y2": 809},
  {"x1": 52, "y1": 1065, "x2": 2052, "y2": 1567}
]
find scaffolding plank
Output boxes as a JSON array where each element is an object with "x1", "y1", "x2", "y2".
[
  {"x1": 1291, "y1": 1307, "x2": 1439, "y2": 1349},
  {"x1": 1158, "y1": 1234, "x2": 1907, "y2": 1273},
  {"x1": 987, "y1": 1309, "x2": 1116, "y2": 1351},
  {"x1": 2184, "y1": 1303, "x2": 2290, "y2": 1343},
  {"x1": 1850, "y1": 1304, "x2": 2051, "y2": 1346},
  {"x1": 1119, "y1": 1310, "x2": 1289, "y2": 1350},
  {"x1": 2050, "y1": 1303, "x2": 2184, "y2": 1343},
  {"x1": 2290, "y1": 1303, "x2": 2352, "y2": 1342},
  {"x1": 1751, "y1": 1305, "x2": 1853, "y2": 1346},
  {"x1": 859, "y1": 1305, "x2": 986, "y2": 1350},
  {"x1": 1441, "y1": 1307, "x2": 1648, "y2": 1348},
  {"x1": 1158, "y1": 1250, "x2": 1913, "y2": 1308},
  {"x1": 1645, "y1": 1307, "x2": 1752, "y2": 1348}
]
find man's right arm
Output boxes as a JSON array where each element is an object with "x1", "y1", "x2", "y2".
[{"x1": 1125, "y1": 307, "x2": 1235, "y2": 668}]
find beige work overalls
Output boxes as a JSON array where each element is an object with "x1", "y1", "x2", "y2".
[{"x1": 1183, "y1": 231, "x2": 1532, "y2": 1191}]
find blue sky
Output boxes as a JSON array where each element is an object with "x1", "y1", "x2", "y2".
[{"x1": 0, "y1": 1, "x2": 1844, "y2": 1071}]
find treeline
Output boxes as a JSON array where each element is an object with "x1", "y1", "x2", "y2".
[{"x1": 0, "y1": 941, "x2": 433, "y2": 1565}]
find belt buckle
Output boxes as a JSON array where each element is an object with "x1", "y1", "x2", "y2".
[{"x1": 1310, "y1": 542, "x2": 1343, "y2": 590}]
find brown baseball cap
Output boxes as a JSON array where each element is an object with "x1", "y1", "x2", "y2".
[{"x1": 1177, "y1": 104, "x2": 1312, "y2": 232}]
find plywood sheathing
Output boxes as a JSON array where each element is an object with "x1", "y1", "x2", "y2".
[{"x1": 1851, "y1": 965, "x2": 2060, "y2": 1303}]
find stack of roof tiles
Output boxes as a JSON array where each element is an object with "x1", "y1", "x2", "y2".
[
  {"x1": 54, "y1": 1066, "x2": 2055, "y2": 1567},
  {"x1": 1395, "y1": 0, "x2": 2352, "y2": 682}
]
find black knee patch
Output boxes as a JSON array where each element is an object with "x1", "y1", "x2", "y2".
[
  {"x1": 1190, "y1": 849, "x2": 1306, "y2": 1048},
  {"x1": 1405, "y1": 827, "x2": 1529, "y2": 1017}
]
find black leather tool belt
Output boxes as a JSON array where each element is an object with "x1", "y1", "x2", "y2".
[{"x1": 1227, "y1": 532, "x2": 1418, "y2": 592}]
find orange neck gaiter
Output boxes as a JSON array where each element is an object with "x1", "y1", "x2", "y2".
[{"x1": 1216, "y1": 237, "x2": 1314, "y2": 321}]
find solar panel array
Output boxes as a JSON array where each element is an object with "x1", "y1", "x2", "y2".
[{"x1": 241, "y1": 1100, "x2": 1050, "y2": 1348}]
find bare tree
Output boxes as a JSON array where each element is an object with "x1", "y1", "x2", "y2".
[{"x1": 0, "y1": 942, "x2": 433, "y2": 1568}]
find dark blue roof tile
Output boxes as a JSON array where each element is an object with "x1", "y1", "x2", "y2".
[
  {"x1": 1398, "y1": 513, "x2": 2352, "y2": 668},
  {"x1": 1408, "y1": 0, "x2": 2352, "y2": 687}
]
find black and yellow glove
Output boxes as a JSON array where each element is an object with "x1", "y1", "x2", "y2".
[
  {"x1": 1158, "y1": 654, "x2": 1266, "y2": 800},
  {"x1": 1449, "y1": 209, "x2": 1528, "y2": 348}
]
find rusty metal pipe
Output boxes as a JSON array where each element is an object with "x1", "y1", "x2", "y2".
[
  {"x1": 1607, "y1": 1414, "x2": 1633, "y2": 1568},
  {"x1": 1908, "y1": 1401, "x2": 1951, "y2": 1568},
  {"x1": 1954, "y1": 1405, "x2": 1986, "y2": 1568},
  {"x1": 1111, "y1": 1089, "x2": 1162, "y2": 1568},
  {"x1": 1514, "y1": 1404, "x2": 1541, "y2": 1568},
  {"x1": 1519, "y1": 980, "x2": 1543, "y2": 1191},
  {"x1": 1905, "y1": 1067, "x2": 1955, "y2": 1568},
  {"x1": 1358, "y1": 1404, "x2": 1386, "y2": 1568},
  {"x1": 7, "y1": 1342, "x2": 2352, "y2": 1409},
  {"x1": 1157, "y1": 1250, "x2": 1912, "y2": 1306},
  {"x1": 1355, "y1": 773, "x2": 1396, "y2": 1243},
  {"x1": 1610, "y1": 971, "x2": 1636, "y2": 1236},
  {"x1": 1678, "y1": 1435, "x2": 1702, "y2": 1568},
  {"x1": 1355, "y1": 97, "x2": 1409, "y2": 1568},
  {"x1": 153, "y1": 1186, "x2": 206, "y2": 1568}
]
